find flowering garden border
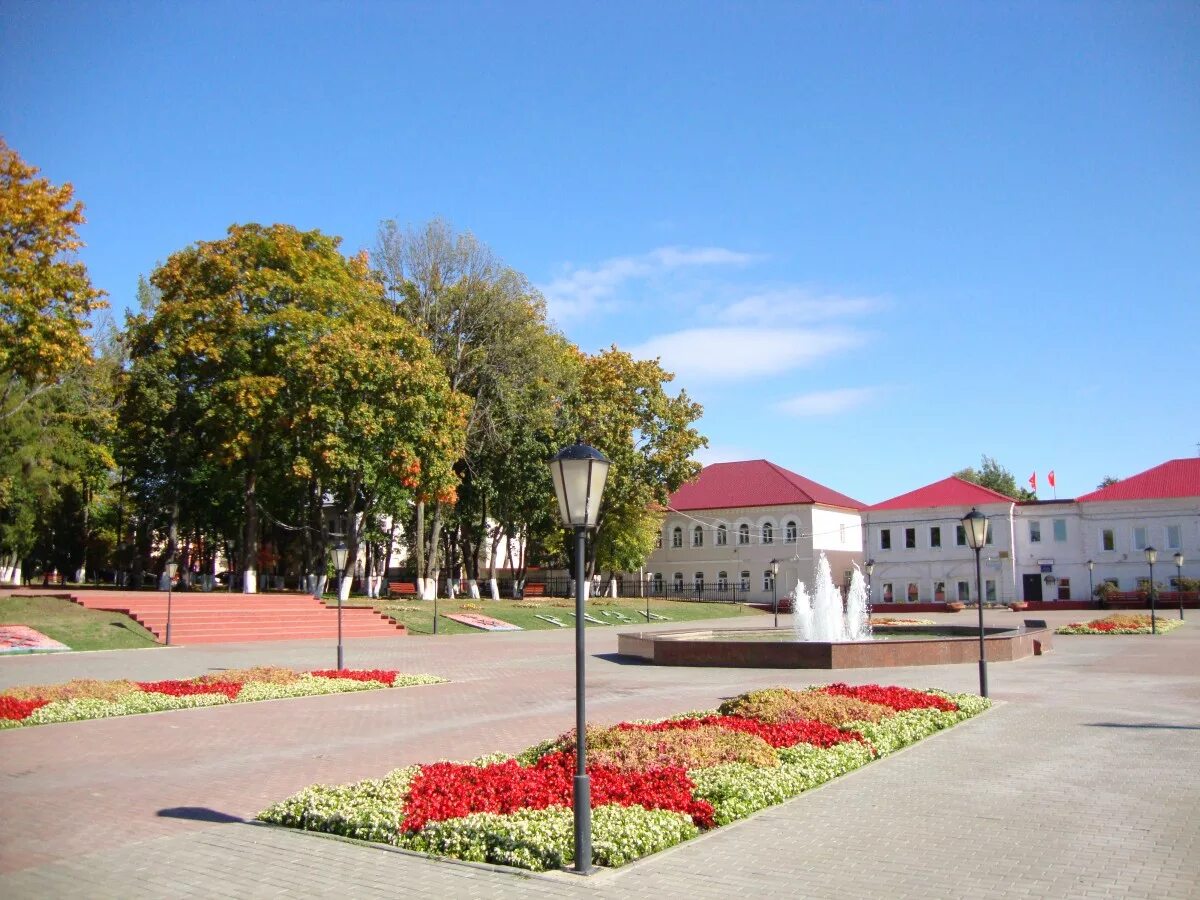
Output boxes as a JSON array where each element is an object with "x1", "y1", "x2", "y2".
[
  {"x1": 258, "y1": 683, "x2": 990, "y2": 872},
  {"x1": 0, "y1": 669, "x2": 446, "y2": 728},
  {"x1": 1056, "y1": 614, "x2": 1184, "y2": 635}
]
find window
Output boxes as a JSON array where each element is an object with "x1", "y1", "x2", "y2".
[
  {"x1": 881, "y1": 529, "x2": 892, "y2": 550},
  {"x1": 716, "y1": 524, "x2": 727, "y2": 546},
  {"x1": 905, "y1": 528, "x2": 916, "y2": 549},
  {"x1": 692, "y1": 526, "x2": 703, "y2": 547},
  {"x1": 906, "y1": 582, "x2": 919, "y2": 603},
  {"x1": 762, "y1": 523, "x2": 773, "y2": 544},
  {"x1": 955, "y1": 525, "x2": 966, "y2": 546},
  {"x1": 1102, "y1": 529, "x2": 1115, "y2": 551},
  {"x1": 882, "y1": 583, "x2": 894, "y2": 602},
  {"x1": 1167, "y1": 524, "x2": 1182, "y2": 550},
  {"x1": 740, "y1": 570, "x2": 751, "y2": 590},
  {"x1": 694, "y1": 571, "x2": 704, "y2": 589},
  {"x1": 839, "y1": 524, "x2": 847, "y2": 544},
  {"x1": 957, "y1": 581, "x2": 970, "y2": 603},
  {"x1": 655, "y1": 534, "x2": 663, "y2": 549},
  {"x1": 672, "y1": 527, "x2": 682, "y2": 548},
  {"x1": 930, "y1": 526, "x2": 941, "y2": 548},
  {"x1": 764, "y1": 569, "x2": 775, "y2": 591},
  {"x1": 738, "y1": 524, "x2": 750, "y2": 545},
  {"x1": 1053, "y1": 519, "x2": 1067, "y2": 542},
  {"x1": 1029, "y1": 521, "x2": 1042, "y2": 544},
  {"x1": 986, "y1": 523, "x2": 994, "y2": 545},
  {"x1": 934, "y1": 581, "x2": 946, "y2": 600},
  {"x1": 673, "y1": 572, "x2": 684, "y2": 590},
  {"x1": 717, "y1": 571, "x2": 728, "y2": 590},
  {"x1": 1133, "y1": 527, "x2": 1148, "y2": 551},
  {"x1": 1057, "y1": 577, "x2": 1071, "y2": 601},
  {"x1": 985, "y1": 580, "x2": 997, "y2": 603},
  {"x1": 785, "y1": 521, "x2": 797, "y2": 543},
  {"x1": 653, "y1": 572, "x2": 663, "y2": 592}
]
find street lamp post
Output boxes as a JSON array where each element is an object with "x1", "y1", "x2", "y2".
[
  {"x1": 1174, "y1": 552, "x2": 1185, "y2": 620},
  {"x1": 164, "y1": 561, "x2": 178, "y2": 646},
  {"x1": 771, "y1": 559, "x2": 779, "y2": 628},
  {"x1": 548, "y1": 442, "x2": 610, "y2": 876},
  {"x1": 865, "y1": 558, "x2": 875, "y2": 610},
  {"x1": 961, "y1": 508, "x2": 989, "y2": 698},
  {"x1": 1145, "y1": 546, "x2": 1158, "y2": 635},
  {"x1": 1086, "y1": 560, "x2": 1094, "y2": 605},
  {"x1": 645, "y1": 571, "x2": 652, "y2": 624},
  {"x1": 332, "y1": 543, "x2": 348, "y2": 669}
]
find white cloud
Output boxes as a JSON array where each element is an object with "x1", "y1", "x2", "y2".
[
  {"x1": 628, "y1": 327, "x2": 864, "y2": 382},
  {"x1": 714, "y1": 288, "x2": 883, "y2": 326},
  {"x1": 540, "y1": 246, "x2": 758, "y2": 322},
  {"x1": 693, "y1": 444, "x2": 760, "y2": 466},
  {"x1": 777, "y1": 387, "x2": 883, "y2": 416}
]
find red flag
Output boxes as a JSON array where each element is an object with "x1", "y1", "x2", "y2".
[
  {"x1": 1028, "y1": 472, "x2": 1037, "y2": 492},
  {"x1": 1048, "y1": 470, "x2": 1056, "y2": 488}
]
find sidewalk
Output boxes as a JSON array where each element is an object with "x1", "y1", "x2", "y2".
[{"x1": 1, "y1": 609, "x2": 1197, "y2": 897}]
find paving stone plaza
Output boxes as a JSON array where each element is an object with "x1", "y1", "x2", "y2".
[{"x1": 1, "y1": 607, "x2": 1197, "y2": 898}]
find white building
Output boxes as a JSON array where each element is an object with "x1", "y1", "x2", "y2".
[{"x1": 643, "y1": 460, "x2": 865, "y2": 604}]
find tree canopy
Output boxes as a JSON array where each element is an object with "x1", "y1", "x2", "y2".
[{"x1": 954, "y1": 455, "x2": 1035, "y2": 501}]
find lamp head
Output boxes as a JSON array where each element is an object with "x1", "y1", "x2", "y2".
[
  {"x1": 1145, "y1": 546, "x2": 1157, "y2": 565},
  {"x1": 548, "y1": 442, "x2": 610, "y2": 528},
  {"x1": 865, "y1": 558, "x2": 875, "y2": 576},
  {"x1": 165, "y1": 561, "x2": 178, "y2": 578},
  {"x1": 1087, "y1": 559, "x2": 1094, "y2": 572},
  {"x1": 332, "y1": 542, "x2": 349, "y2": 571},
  {"x1": 961, "y1": 508, "x2": 989, "y2": 550},
  {"x1": 1174, "y1": 551, "x2": 1184, "y2": 568}
]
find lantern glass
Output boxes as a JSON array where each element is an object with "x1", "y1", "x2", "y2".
[
  {"x1": 332, "y1": 543, "x2": 349, "y2": 572},
  {"x1": 865, "y1": 559, "x2": 875, "y2": 576},
  {"x1": 548, "y1": 443, "x2": 610, "y2": 528},
  {"x1": 1144, "y1": 546, "x2": 1157, "y2": 565},
  {"x1": 1173, "y1": 552, "x2": 1184, "y2": 568},
  {"x1": 961, "y1": 508, "x2": 989, "y2": 550},
  {"x1": 166, "y1": 562, "x2": 178, "y2": 578}
]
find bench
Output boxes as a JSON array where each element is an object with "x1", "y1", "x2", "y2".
[
  {"x1": 388, "y1": 581, "x2": 418, "y2": 597},
  {"x1": 522, "y1": 584, "x2": 546, "y2": 597}
]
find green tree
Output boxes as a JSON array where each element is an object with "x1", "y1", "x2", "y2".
[
  {"x1": 558, "y1": 346, "x2": 707, "y2": 587},
  {"x1": 1097, "y1": 475, "x2": 1120, "y2": 490},
  {"x1": 954, "y1": 455, "x2": 1034, "y2": 501}
]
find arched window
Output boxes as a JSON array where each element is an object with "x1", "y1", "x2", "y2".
[
  {"x1": 692, "y1": 525, "x2": 703, "y2": 547},
  {"x1": 762, "y1": 523, "x2": 773, "y2": 544},
  {"x1": 716, "y1": 524, "x2": 728, "y2": 546},
  {"x1": 694, "y1": 571, "x2": 704, "y2": 589},
  {"x1": 740, "y1": 570, "x2": 751, "y2": 590},
  {"x1": 785, "y1": 521, "x2": 797, "y2": 543},
  {"x1": 717, "y1": 571, "x2": 729, "y2": 590},
  {"x1": 673, "y1": 572, "x2": 684, "y2": 590},
  {"x1": 672, "y1": 527, "x2": 683, "y2": 548},
  {"x1": 738, "y1": 524, "x2": 750, "y2": 545},
  {"x1": 653, "y1": 572, "x2": 663, "y2": 592},
  {"x1": 764, "y1": 569, "x2": 776, "y2": 591},
  {"x1": 907, "y1": 583, "x2": 919, "y2": 603}
]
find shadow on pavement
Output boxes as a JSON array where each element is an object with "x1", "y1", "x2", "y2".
[
  {"x1": 157, "y1": 807, "x2": 246, "y2": 823},
  {"x1": 594, "y1": 652, "x2": 651, "y2": 666},
  {"x1": 1085, "y1": 722, "x2": 1200, "y2": 730}
]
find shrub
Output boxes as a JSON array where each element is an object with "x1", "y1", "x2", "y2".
[
  {"x1": 1, "y1": 678, "x2": 139, "y2": 702},
  {"x1": 583, "y1": 723, "x2": 781, "y2": 770},
  {"x1": 195, "y1": 666, "x2": 300, "y2": 686},
  {"x1": 719, "y1": 688, "x2": 892, "y2": 726}
]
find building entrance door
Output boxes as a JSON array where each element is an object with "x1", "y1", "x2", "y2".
[{"x1": 1022, "y1": 573, "x2": 1043, "y2": 602}]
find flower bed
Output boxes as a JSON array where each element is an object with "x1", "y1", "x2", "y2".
[
  {"x1": 0, "y1": 669, "x2": 445, "y2": 728},
  {"x1": 1056, "y1": 614, "x2": 1184, "y2": 635},
  {"x1": 259, "y1": 683, "x2": 990, "y2": 871},
  {"x1": 871, "y1": 617, "x2": 936, "y2": 626}
]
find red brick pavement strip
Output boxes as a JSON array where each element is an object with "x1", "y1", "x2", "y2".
[{"x1": 1, "y1": 608, "x2": 1197, "y2": 897}]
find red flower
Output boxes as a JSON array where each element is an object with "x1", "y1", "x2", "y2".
[
  {"x1": 401, "y1": 752, "x2": 714, "y2": 832},
  {"x1": 821, "y1": 683, "x2": 957, "y2": 712},
  {"x1": 137, "y1": 680, "x2": 243, "y2": 700},
  {"x1": 0, "y1": 697, "x2": 51, "y2": 721},
  {"x1": 310, "y1": 669, "x2": 399, "y2": 686},
  {"x1": 616, "y1": 715, "x2": 864, "y2": 748}
]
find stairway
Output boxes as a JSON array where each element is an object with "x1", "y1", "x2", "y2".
[{"x1": 8, "y1": 589, "x2": 407, "y2": 644}]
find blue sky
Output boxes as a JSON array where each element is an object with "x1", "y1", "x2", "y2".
[{"x1": 3, "y1": 1, "x2": 1197, "y2": 504}]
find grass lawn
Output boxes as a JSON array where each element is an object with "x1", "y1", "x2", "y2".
[
  {"x1": 0, "y1": 595, "x2": 160, "y2": 651},
  {"x1": 328, "y1": 595, "x2": 769, "y2": 636}
]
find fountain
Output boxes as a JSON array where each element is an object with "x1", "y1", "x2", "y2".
[
  {"x1": 791, "y1": 554, "x2": 870, "y2": 643},
  {"x1": 617, "y1": 551, "x2": 1051, "y2": 669}
]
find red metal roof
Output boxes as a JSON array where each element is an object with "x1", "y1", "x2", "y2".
[
  {"x1": 1076, "y1": 459, "x2": 1200, "y2": 502},
  {"x1": 669, "y1": 460, "x2": 864, "y2": 511},
  {"x1": 868, "y1": 476, "x2": 1016, "y2": 511}
]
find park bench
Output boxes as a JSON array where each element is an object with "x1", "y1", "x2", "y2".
[
  {"x1": 522, "y1": 584, "x2": 546, "y2": 597},
  {"x1": 388, "y1": 581, "x2": 418, "y2": 597}
]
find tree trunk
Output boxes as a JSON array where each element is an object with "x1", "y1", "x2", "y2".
[
  {"x1": 242, "y1": 468, "x2": 258, "y2": 593},
  {"x1": 422, "y1": 501, "x2": 444, "y2": 601},
  {"x1": 415, "y1": 499, "x2": 427, "y2": 600},
  {"x1": 160, "y1": 499, "x2": 180, "y2": 591},
  {"x1": 487, "y1": 524, "x2": 502, "y2": 601}
]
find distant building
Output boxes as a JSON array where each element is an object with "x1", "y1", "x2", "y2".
[{"x1": 643, "y1": 460, "x2": 865, "y2": 604}]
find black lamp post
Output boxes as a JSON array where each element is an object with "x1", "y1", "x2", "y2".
[
  {"x1": 548, "y1": 441, "x2": 610, "y2": 875},
  {"x1": 1145, "y1": 546, "x2": 1157, "y2": 634},
  {"x1": 1086, "y1": 559, "x2": 1094, "y2": 605},
  {"x1": 771, "y1": 559, "x2": 779, "y2": 628},
  {"x1": 645, "y1": 571, "x2": 652, "y2": 624},
  {"x1": 1174, "y1": 552, "x2": 1185, "y2": 620},
  {"x1": 332, "y1": 542, "x2": 348, "y2": 669},
  {"x1": 164, "y1": 561, "x2": 178, "y2": 646},
  {"x1": 961, "y1": 508, "x2": 989, "y2": 698}
]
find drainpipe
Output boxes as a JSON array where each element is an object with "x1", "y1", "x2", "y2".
[{"x1": 1007, "y1": 502, "x2": 1017, "y2": 604}]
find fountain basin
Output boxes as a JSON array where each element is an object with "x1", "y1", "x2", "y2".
[{"x1": 617, "y1": 624, "x2": 1051, "y2": 669}]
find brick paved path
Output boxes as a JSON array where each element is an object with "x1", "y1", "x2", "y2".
[{"x1": 1, "y1": 609, "x2": 1197, "y2": 898}]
